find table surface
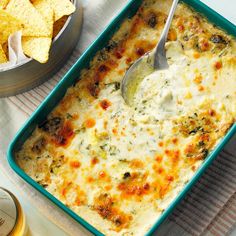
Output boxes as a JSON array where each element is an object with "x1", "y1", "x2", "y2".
[{"x1": 1, "y1": 1, "x2": 235, "y2": 236}]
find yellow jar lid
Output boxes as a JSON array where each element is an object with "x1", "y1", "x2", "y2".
[
  {"x1": 0, "y1": 188, "x2": 17, "y2": 235},
  {"x1": 0, "y1": 188, "x2": 27, "y2": 236}
]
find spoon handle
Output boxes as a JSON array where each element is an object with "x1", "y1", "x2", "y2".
[{"x1": 154, "y1": 0, "x2": 179, "y2": 69}]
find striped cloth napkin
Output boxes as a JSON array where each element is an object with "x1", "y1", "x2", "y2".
[{"x1": 0, "y1": 0, "x2": 235, "y2": 235}]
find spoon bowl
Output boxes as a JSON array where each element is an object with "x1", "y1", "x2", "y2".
[{"x1": 121, "y1": 0, "x2": 179, "y2": 105}]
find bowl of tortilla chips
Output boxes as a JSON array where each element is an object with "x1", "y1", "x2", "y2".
[{"x1": 0, "y1": 0, "x2": 83, "y2": 97}]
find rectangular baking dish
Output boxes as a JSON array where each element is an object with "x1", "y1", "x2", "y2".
[{"x1": 7, "y1": 0, "x2": 236, "y2": 235}]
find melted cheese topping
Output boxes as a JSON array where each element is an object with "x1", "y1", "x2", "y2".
[{"x1": 16, "y1": 0, "x2": 236, "y2": 235}]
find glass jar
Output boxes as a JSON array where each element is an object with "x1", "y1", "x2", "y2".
[{"x1": 0, "y1": 187, "x2": 27, "y2": 236}]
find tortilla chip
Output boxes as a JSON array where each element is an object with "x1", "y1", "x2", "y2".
[
  {"x1": 22, "y1": 36, "x2": 51, "y2": 63},
  {"x1": 0, "y1": 44, "x2": 7, "y2": 63},
  {"x1": 31, "y1": 0, "x2": 53, "y2": 32},
  {"x1": 2, "y1": 42, "x2": 8, "y2": 59},
  {"x1": 6, "y1": 0, "x2": 51, "y2": 37},
  {"x1": 53, "y1": 15, "x2": 68, "y2": 38},
  {"x1": 0, "y1": 0, "x2": 9, "y2": 9},
  {"x1": 0, "y1": 9, "x2": 22, "y2": 44},
  {"x1": 49, "y1": 0, "x2": 75, "y2": 22},
  {"x1": 22, "y1": 0, "x2": 53, "y2": 63}
]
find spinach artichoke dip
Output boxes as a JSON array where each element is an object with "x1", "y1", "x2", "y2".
[{"x1": 16, "y1": 0, "x2": 236, "y2": 235}]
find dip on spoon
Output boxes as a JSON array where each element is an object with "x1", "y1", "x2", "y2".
[{"x1": 121, "y1": 0, "x2": 179, "y2": 106}]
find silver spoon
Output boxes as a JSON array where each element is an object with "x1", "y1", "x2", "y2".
[{"x1": 121, "y1": 0, "x2": 179, "y2": 105}]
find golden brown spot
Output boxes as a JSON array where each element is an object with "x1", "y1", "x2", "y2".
[
  {"x1": 117, "y1": 172, "x2": 150, "y2": 198},
  {"x1": 53, "y1": 121, "x2": 74, "y2": 147},
  {"x1": 166, "y1": 175, "x2": 174, "y2": 182},
  {"x1": 173, "y1": 150, "x2": 180, "y2": 163},
  {"x1": 99, "y1": 99, "x2": 111, "y2": 110},
  {"x1": 198, "y1": 85, "x2": 205, "y2": 91},
  {"x1": 129, "y1": 159, "x2": 144, "y2": 169},
  {"x1": 99, "y1": 171, "x2": 106, "y2": 178},
  {"x1": 103, "y1": 120, "x2": 108, "y2": 129},
  {"x1": 98, "y1": 64, "x2": 110, "y2": 73},
  {"x1": 214, "y1": 61, "x2": 222, "y2": 70},
  {"x1": 164, "y1": 149, "x2": 170, "y2": 155},
  {"x1": 193, "y1": 52, "x2": 200, "y2": 59},
  {"x1": 93, "y1": 194, "x2": 132, "y2": 231},
  {"x1": 199, "y1": 38, "x2": 210, "y2": 51},
  {"x1": 74, "y1": 189, "x2": 87, "y2": 206},
  {"x1": 136, "y1": 47, "x2": 145, "y2": 56},
  {"x1": 168, "y1": 29, "x2": 177, "y2": 41},
  {"x1": 158, "y1": 141, "x2": 164, "y2": 147},
  {"x1": 158, "y1": 167, "x2": 164, "y2": 174},
  {"x1": 184, "y1": 140, "x2": 208, "y2": 159},
  {"x1": 72, "y1": 113, "x2": 79, "y2": 120},
  {"x1": 91, "y1": 157, "x2": 99, "y2": 166},
  {"x1": 118, "y1": 69, "x2": 124, "y2": 75},
  {"x1": 75, "y1": 198, "x2": 83, "y2": 206},
  {"x1": 87, "y1": 82, "x2": 100, "y2": 98},
  {"x1": 87, "y1": 176, "x2": 95, "y2": 183},
  {"x1": 155, "y1": 155, "x2": 163, "y2": 163},
  {"x1": 199, "y1": 133, "x2": 210, "y2": 142},
  {"x1": 194, "y1": 74, "x2": 203, "y2": 84},
  {"x1": 143, "y1": 183, "x2": 150, "y2": 190},
  {"x1": 61, "y1": 181, "x2": 72, "y2": 197},
  {"x1": 85, "y1": 118, "x2": 96, "y2": 128},
  {"x1": 133, "y1": 40, "x2": 155, "y2": 58},
  {"x1": 130, "y1": 15, "x2": 144, "y2": 35},
  {"x1": 61, "y1": 188, "x2": 67, "y2": 197},
  {"x1": 164, "y1": 149, "x2": 180, "y2": 164},
  {"x1": 152, "y1": 164, "x2": 157, "y2": 171},
  {"x1": 208, "y1": 109, "x2": 216, "y2": 117},
  {"x1": 152, "y1": 164, "x2": 165, "y2": 175},
  {"x1": 172, "y1": 138, "x2": 178, "y2": 144},
  {"x1": 159, "y1": 184, "x2": 170, "y2": 199},
  {"x1": 114, "y1": 47, "x2": 125, "y2": 59},
  {"x1": 59, "y1": 94, "x2": 75, "y2": 111},
  {"x1": 70, "y1": 161, "x2": 81, "y2": 168},
  {"x1": 178, "y1": 24, "x2": 185, "y2": 32},
  {"x1": 191, "y1": 165, "x2": 196, "y2": 171},
  {"x1": 105, "y1": 185, "x2": 112, "y2": 191},
  {"x1": 112, "y1": 128, "x2": 118, "y2": 135},
  {"x1": 126, "y1": 57, "x2": 132, "y2": 64}
]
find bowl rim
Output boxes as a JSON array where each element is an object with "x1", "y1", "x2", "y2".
[{"x1": 0, "y1": 0, "x2": 76, "y2": 73}]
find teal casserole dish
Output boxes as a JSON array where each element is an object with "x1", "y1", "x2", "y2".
[{"x1": 7, "y1": 0, "x2": 236, "y2": 235}]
